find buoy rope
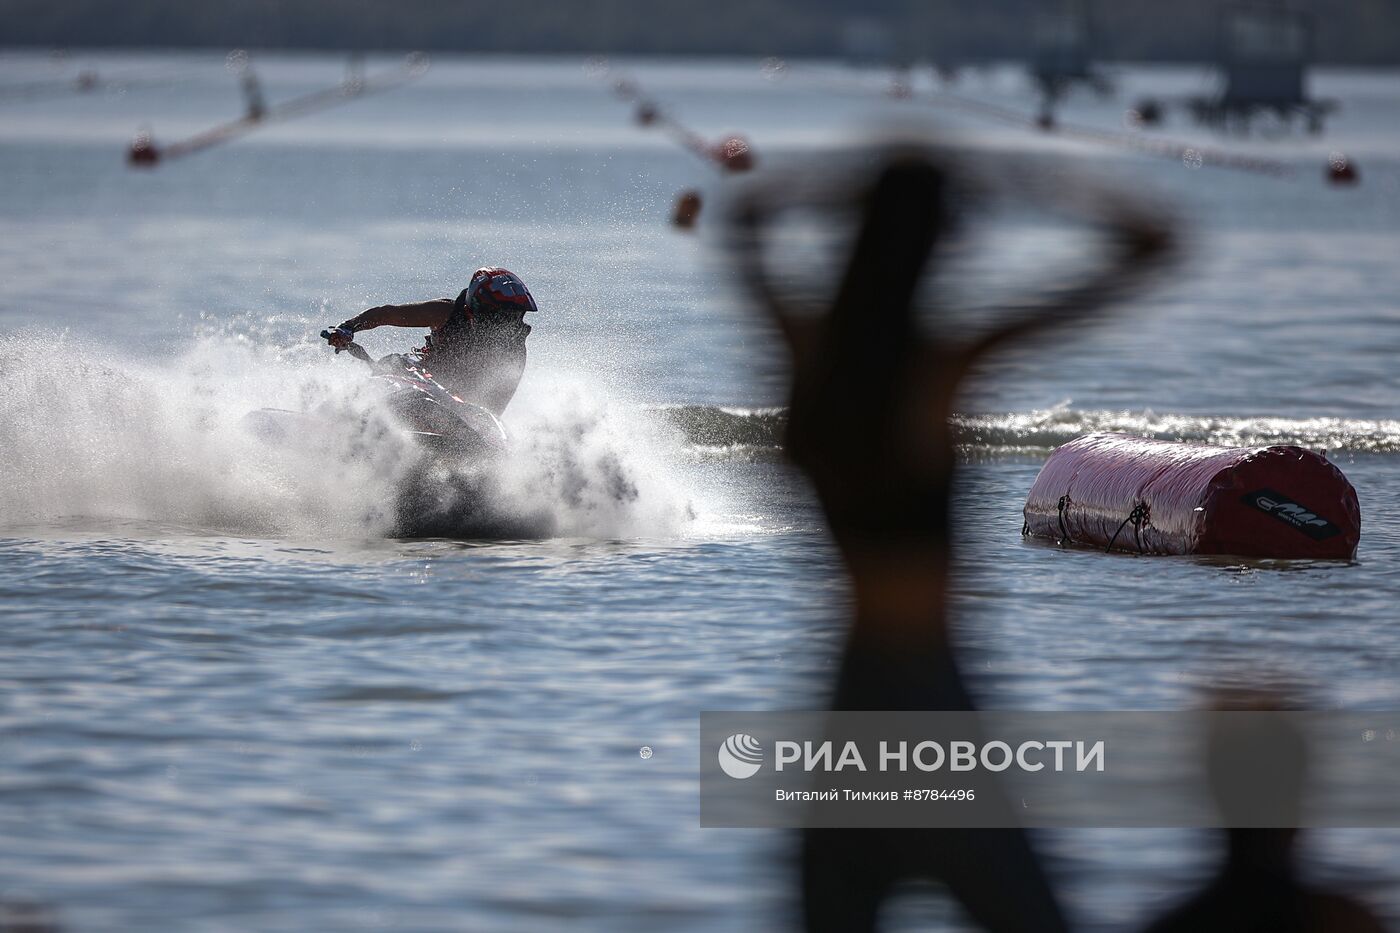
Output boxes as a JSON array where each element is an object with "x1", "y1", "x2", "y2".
[
  {"x1": 912, "y1": 87, "x2": 1295, "y2": 179},
  {"x1": 599, "y1": 70, "x2": 753, "y2": 174},
  {"x1": 788, "y1": 67, "x2": 1300, "y2": 182},
  {"x1": 1105, "y1": 502, "x2": 1149, "y2": 554},
  {"x1": 130, "y1": 56, "x2": 427, "y2": 166},
  {"x1": 0, "y1": 65, "x2": 195, "y2": 105}
]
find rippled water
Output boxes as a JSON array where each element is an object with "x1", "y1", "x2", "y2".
[{"x1": 2, "y1": 51, "x2": 1400, "y2": 931}]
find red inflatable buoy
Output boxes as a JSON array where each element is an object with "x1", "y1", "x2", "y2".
[
  {"x1": 714, "y1": 135, "x2": 755, "y2": 173},
  {"x1": 127, "y1": 133, "x2": 160, "y2": 167},
  {"x1": 672, "y1": 189, "x2": 702, "y2": 229},
  {"x1": 1023, "y1": 434, "x2": 1360, "y2": 559},
  {"x1": 1327, "y1": 152, "x2": 1358, "y2": 185}
]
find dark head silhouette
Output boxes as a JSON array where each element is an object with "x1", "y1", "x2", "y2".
[{"x1": 1144, "y1": 689, "x2": 1384, "y2": 933}]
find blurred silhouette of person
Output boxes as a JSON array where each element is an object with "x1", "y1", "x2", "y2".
[
  {"x1": 1144, "y1": 697, "x2": 1386, "y2": 933},
  {"x1": 729, "y1": 144, "x2": 1172, "y2": 931}
]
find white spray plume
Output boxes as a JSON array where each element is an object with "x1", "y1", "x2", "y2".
[{"x1": 0, "y1": 331, "x2": 700, "y2": 541}]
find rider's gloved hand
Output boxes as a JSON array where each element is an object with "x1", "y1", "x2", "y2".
[{"x1": 321, "y1": 325, "x2": 355, "y2": 353}]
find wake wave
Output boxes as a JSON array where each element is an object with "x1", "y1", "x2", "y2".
[
  {"x1": 2, "y1": 328, "x2": 1388, "y2": 542},
  {"x1": 657, "y1": 404, "x2": 1400, "y2": 456}
]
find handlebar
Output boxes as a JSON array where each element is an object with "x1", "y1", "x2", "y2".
[{"x1": 320, "y1": 328, "x2": 373, "y2": 365}]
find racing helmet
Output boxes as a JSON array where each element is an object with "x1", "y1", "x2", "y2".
[{"x1": 464, "y1": 267, "x2": 537, "y2": 316}]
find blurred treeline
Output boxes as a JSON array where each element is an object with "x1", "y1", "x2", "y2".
[{"x1": 1, "y1": 0, "x2": 1397, "y2": 64}]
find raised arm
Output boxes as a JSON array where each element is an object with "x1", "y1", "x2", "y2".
[
  {"x1": 956, "y1": 199, "x2": 1175, "y2": 376},
  {"x1": 727, "y1": 196, "x2": 817, "y2": 359},
  {"x1": 338, "y1": 298, "x2": 456, "y2": 332}
]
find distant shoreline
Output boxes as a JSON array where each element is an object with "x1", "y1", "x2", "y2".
[
  {"x1": 4, "y1": 47, "x2": 1400, "y2": 71},
  {"x1": 0, "y1": 0, "x2": 1396, "y2": 67}
]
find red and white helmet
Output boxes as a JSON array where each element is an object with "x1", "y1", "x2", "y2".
[{"x1": 465, "y1": 267, "x2": 537, "y2": 315}]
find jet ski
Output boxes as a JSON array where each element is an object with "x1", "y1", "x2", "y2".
[{"x1": 243, "y1": 332, "x2": 509, "y2": 460}]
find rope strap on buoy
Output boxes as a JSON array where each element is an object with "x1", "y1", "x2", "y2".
[{"x1": 1106, "y1": 502, "x2": 1149, "y2": 554}]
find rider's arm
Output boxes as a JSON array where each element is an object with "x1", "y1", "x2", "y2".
[{"x1": 339, "y1": 299, "x2": 455, "y2": 333}]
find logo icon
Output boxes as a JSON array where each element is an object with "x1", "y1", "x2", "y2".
[
  {"x1": 718, "y1": 733, "x2": 764, "y2": 779},
  {"x1": 1241, "y1": 488, "x2": 1340, "y2": 540}
]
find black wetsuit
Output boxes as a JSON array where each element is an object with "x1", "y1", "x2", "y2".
[{"x1": 422, "y1": 288, "x2": 531, "y2": 417}]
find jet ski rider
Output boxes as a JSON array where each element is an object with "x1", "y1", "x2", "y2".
[{"x1": 324, "y1": 267, "x2": 537, "y2": 417}]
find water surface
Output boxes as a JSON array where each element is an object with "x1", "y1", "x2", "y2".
[{"x1": 1, "y1": 52, "x2": 1399, "y2": 931}]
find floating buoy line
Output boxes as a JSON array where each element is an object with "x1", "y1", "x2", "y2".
[
  {"x1": 914, "y1": 85, "x2": 1295, "y2": 179},
  {"x1": 127, "y1": 52, "x2": 429, "y2": 168},
  {"x1": 599, "y1": 68, "x2": 755, "y2": 174},
  {"x1": 0, "y1": 65, "x2": 192, "y2": 105},
  {"x1": 589, "y1": 59, "x2": 757, "y2": 230},
  {"x1": 594, "y1": 57, "x2": 1359, "y2": 230},
  {"x1": 791, "y1": 64, "x2": 1358, "y2": 187}
]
